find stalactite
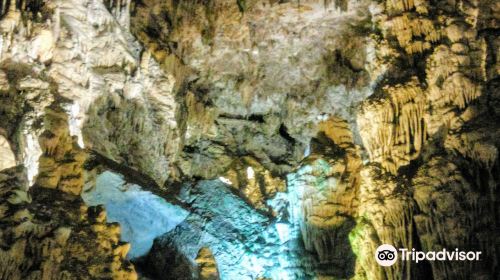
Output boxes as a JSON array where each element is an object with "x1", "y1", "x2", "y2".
[
  {"x1": 185, "y1": 91, "x2": 217, "y2": 140},
  {"x1": 413, "y1": 157, "x2": 496, "y2": 279},
  {"x1": 426, "y1": 45, "x2": 459, "y2": 85},
  {"x1": 387, "y1": 0, "x2": 416, "y2": 12},
  {"x1": 317, "y1": 116, "x2": 355, "y2": 149},
  {"x1": 428, "y1": 72, "x2": 480, "y2": 111},
  {"x1": 424, "y1": 34, "x2": 484, "y2": 135},
  {"x1": 357, "y1": 98, "x2": 394, "y2": 162},
  {"x1": 349, "y1": 165, "x2": 414, "y2": 280},
  {"x1": 358, "y1": 78, "x2": 426, "y2": 173},
  {"x1": 0, "y1": 0, "x2": 20, "y2": 34},
  {"x1": 0, "y1": 0, "x2": 496, "y2": 278},
  {"x1": 385, "y1": 13, "x2": 440, "y2": 55},
  {"x1": 104, "y1": 0, "x2": 132, "y2": 30},
  {"x1": 445, "y1": 127, "x2": 499, "y2": 171}
]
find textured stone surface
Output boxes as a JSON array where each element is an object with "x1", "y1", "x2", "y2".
[
  {"x1": 82, "y1": 171, "x2": 189, "y2": 259},
  {"x1": 0, "y1": 166, "x2": 137, "y2": 280},
  {"x1": 221, "y1": 156, "x2": 286, "y2": 212},
  {"x1": 413, "y1": 156, "x2": 499, "y2": 279},
  {"x1": 0, "y1": 0, "x2": 498, "y2": 279},
  {"x1": 0, "y1": 135, "x2": 15, "y2": 171},
  {"x1": 128, "y1": 0, "x2": 377, "y2": 179},
  {"x1": 145, "y1": 179, "x2": 312, "y2": 279}
]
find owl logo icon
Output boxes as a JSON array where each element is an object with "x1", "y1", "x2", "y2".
[{"x1": 375, "y1": 244, "x2": 398, "y2": 266}]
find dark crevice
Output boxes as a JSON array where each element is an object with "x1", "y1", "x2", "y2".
[
  {"x1": 218, "y1": 113, "x2": 265, "y2": 123},
  {"x1": 279, "y1": 124, "x2": 295, "y2": 144},
  {"x1": 333, "y1": 50, "x2": 363, "y2": 73},
  {"x1": 410, "y1": 218, "x2": 434, "y2": 279}
]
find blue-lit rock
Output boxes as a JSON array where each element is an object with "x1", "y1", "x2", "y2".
[
  {"x1": 146, "y1": 179, "x2": 311, "y2": 280},
  {"x1": 286, "y1": 153, "x2": 359, "y2": 278},
  {"x1": 82, "y1": 171, "x2": 189, "y2": 258}
]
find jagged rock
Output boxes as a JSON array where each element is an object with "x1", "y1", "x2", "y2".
[
  {"x1": 0, "y1": 0, "x2": 498, "y2": 279},
  {"x1": 195, "y1": 247, "x2": 220, "y2": 280},
  {"x1": 0, "y1": 166, "x2": 137, "y2": 280},
  {"x1": 0, "y1": 135, "x2": 15, "y2": 171},
  {"x1": 349, "y1": 164, "x2": 415, "y2": 280},
  {"x1": 146, "y1": 179, "x2": 314, "y2": 279},
  {"x1": 284, "y1": 130, "x2": 364, "y2": 278},
  {"x1": 36, "y1": 104, "x2": 87, "y2": 195},
  {"x1": 221, "y1": 156, "x2": 285, "y2": 212},
  {"x1": 413, "y1": 156, "x2": 498, "y2": 279},
  {"x1": 82, "y1": 171, "x2": 189, "y2": 259},
  {"x1": 129, "y1": 0, "x2": 377, "y2": 178},
  {"x1": 358, "y1": 78, "x2": 426, "y2": 173}
]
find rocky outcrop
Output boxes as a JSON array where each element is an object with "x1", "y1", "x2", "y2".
[
  {"x1": 145, "y1": 179, "x2": 323, "y2": 279},
  {"x1": 0, "y1": 1, "x2": 155, "y2": 276},
  {"x1": 413, "y1": 156, "x2": 498, "y2": 279},
  {"x1": 221, "y1": 156, "x2": 285, "y2": 212},
  {"x1": 128, "y1": 0, "x2": 377, "y2": 179},
  {"x1": 352, "y1": 0, "x2": 500, "y2": 278},
  {"x1": 350, "y1": 165, "x2": 415, "y2": 280},
  {"x1": 0, "y1": 165, "x2": 137, "y2": 280},
  {"x1": 358, "y1": 79, "x2": 426, "y2": 174},
  {"x1": 358, "y1": 0, "x2": 497, "y2": 174},
  {"x1": 146, "y1": 180, "x2": 271, "y2": 279},
  {"x1": 0, "y1": 0, "x2": 180, "y2": 188},
  {"x1": 195, "y1": 247, "x2": 220, "y2": 280},
  {"x1": 36, "y1": 104, "x2": 87, "y2": 195}
]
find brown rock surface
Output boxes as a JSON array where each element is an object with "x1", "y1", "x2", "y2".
[
  {"x1": 0, "y1": 0, "x2": 498, "y2": 279},
  {"x1": 195, "y1": 247, "x2": 220, "y2": 280},
  {"x1": 0, "y1": 166, "x2": 137, "y2": 280}
]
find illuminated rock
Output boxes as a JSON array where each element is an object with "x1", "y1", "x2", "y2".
[
  {"x1": 358, "y1": 78, "x2": 426, "y2": 174},
  {"x1": 0, "y1": 135, "x2": 15, "y2": 171},
  {"x1": 82, "y1": 171, "x2": 189, "y2": 258},
  {"x1": 222, "y1": 156, "x2": 285, "y2": 212},
  {"x1": 196, "y1": 247, "x2": 220, "y2": 280},
  {"x1": 0, "y1": 0, "x2": 498, "y2": 279},
  {"x1": 413, "y1": 156, "x2": 499, "y2": 278},
  {"x1": 146, "y1": 179, "x2": 315, "y2": 279},
  {"x1": 0, "y1": 166, "x2": 137, "y2": 280}
]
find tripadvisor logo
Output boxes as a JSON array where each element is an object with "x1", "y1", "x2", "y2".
[
  {"x1": 375, "y1": 244, "x2": 482, "y2": 266},
  {"x1": 375, "y1": 244, "x2": 398, "y2": 266}
]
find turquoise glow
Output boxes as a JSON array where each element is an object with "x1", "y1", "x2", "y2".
[{"x1": 82, "y1": 171, "x2": 189, "y2": 258}]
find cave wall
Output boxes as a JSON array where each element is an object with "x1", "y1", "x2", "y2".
[
  {"x1": 127, "y1": 0, "x2": 500, "y2": 278},
  {"x1": 125, "y1": 0, "x2": 378, "y2": 180},
  {"x1": 0, "y1": 0, "x2": 498, "y2": 279}
]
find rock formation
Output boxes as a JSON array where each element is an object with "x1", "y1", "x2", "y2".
[
  {"x1": 0, "y1": 154, "x2": 136, "y2": 279},
  {"x1": 0, "y1": 0, "x2": 498, "y2": 279}
]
